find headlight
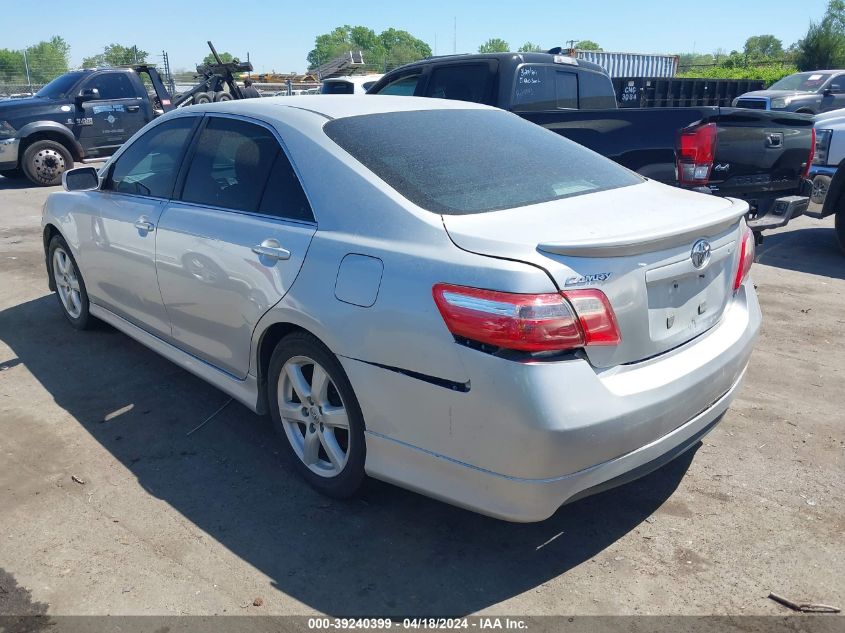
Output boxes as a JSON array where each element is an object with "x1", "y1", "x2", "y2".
[
  {"x1": 814, "y1": 128, "x2": 832, "y2": 165},
  {"x1": 771, "y1": 97, "x2": 791, "y2": 109},
  {"x1": 0, "y1": 120, "x2": 15, "y2": 138}
]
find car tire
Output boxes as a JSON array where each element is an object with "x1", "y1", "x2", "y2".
[
  {"x1": 267, "y1": 331, "x2": 367, "y2": 498},
  {"x1": 48, "y1": 234, "x2": 93, "y2": 329},
  {"x1": 22, "y1": 140, "x2": 73, "y2": 187},
  {"x1": 836, "y1": 209, "x2": 845, "y2": 255},
  {"x1": 193, "y1": 92, "x2": 212, "y2": 104},
  {"x1": 812, "y1": 175, "x2": 831, "y2": 205}
]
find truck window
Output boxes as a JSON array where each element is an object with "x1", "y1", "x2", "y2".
[
  {"x1": 84, "y1": 73, "x2": 138, "y2": 100},
  {"x1": 512, "y1": 65, "x2": 578, "y2": 112},
  {"x1": 425, "y1": 64, "x2": 492, "y2": 103},
  {"x1": 578, "y1": 71, "x2": 618, "y2": 109},
  {"x1": 376, "y1": 74, "x2": 421, "y2": 96}
]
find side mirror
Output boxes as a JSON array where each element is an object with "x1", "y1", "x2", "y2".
[
  {"x1": 76, "y1": 87, "x2": 100, "y2": 103},
  {"x1": 63, "y1": 166, "x2": 99, "y2": 192}
]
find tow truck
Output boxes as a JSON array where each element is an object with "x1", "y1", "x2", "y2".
[{"x1": 0, "y1": 42, "x2": 252, "y2": 186}]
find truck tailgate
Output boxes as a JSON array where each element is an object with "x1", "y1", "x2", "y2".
[{"x1": 705, "y1": 109, "x2": 814, "y2": 196}]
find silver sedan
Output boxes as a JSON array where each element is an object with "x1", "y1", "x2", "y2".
[{"x1": 42, "y1": 96, "x2": 761, "y2": 521}]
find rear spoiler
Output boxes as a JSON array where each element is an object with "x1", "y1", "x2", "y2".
[{"x1": 537, "y1": 198, "x2": 748, "y2": 258}]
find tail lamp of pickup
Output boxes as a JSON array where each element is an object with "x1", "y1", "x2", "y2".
[{"x1": 676, "y1": 122, "x2": 718, "y2": 186}]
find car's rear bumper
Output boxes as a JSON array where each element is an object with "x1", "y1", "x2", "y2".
[
  {"x1": 0, "y1": 138, "x2": 20, "y2": 171},
  {"x1": 363, "y1": 373, "x2": 741, "y2": 522},
  {"x1": 343, "y1": 281, "x2": 761, "y2": 522}
]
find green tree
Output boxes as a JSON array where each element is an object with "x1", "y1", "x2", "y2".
[
  {"x1": 201, "y1": 51, "x2": 240, "y2": 66},
  {"x1": 0, "y1": 48, "x2": 25, "y2": 83},
  {"x1": 743, "y1": 34, "x2": 784, "y2": 59},
  {"x1": 518, "y1": 42, "x2": 543, "y2": 52},
  {"x1": 307, "y1": 25, "x2": 430, "y2": 70},
  {"x1": 478, "y1": 38, "x2": 509, "y2": 53},
  {"x1": 17, "y1": 36, "x2": 70, "y2": 84},
  {"x1": 574, "y1": 40, "x2": 602, "y2": 51},
  {"x1": 794, "y1": 0, "x2": 845, "y2": 70},
  {"x1": 82, "y1": 43, "x2": 148, "y2": 68}
]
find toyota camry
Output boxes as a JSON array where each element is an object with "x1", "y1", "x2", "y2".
[{"x1": 42, "y1": 96, "x2": 760, "y2": 521}]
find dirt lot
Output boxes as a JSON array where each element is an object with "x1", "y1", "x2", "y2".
[{"x1": 0, "y1": 176, "x2": 843, "y2": 617}]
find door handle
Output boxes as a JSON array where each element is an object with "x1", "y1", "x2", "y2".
[
  {"x1": 126, "y1": 105, "x2": 140, "y2": 112},
  {"x1": 134, "y1": 218, "x2": 155, "y2": 232},
  {"x1": 252, "y1": 239, "x2": 291, "y2": 261}
]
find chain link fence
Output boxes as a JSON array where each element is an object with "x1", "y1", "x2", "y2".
[{"x1": 0, "y1": 51, "x2": 175, "y2": 99}]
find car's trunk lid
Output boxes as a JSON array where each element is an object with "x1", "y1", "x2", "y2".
[{"x1": 442, "y1": 180, "x2": 747, "y2": 367}]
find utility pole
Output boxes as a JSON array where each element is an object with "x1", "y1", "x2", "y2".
[
  {"x1": 453, "y1": 17, "x2": 456, "y2": 54},
  {"x1": 567, "y1": 39, "x2": 576, "y2": 50},
  {"x1": 22, "y1": 48, "x2": 33, "y2": 95}
]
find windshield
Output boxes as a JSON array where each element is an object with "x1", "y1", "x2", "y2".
[
  {"x1": 35, "y1": 71, "x2": 87, "y2": 99},
  {"x1": 324, "y1": 109, "x2": 642, "y2": 215},
  {"x1": 768, "y1": 72, "x2": 832, "y2": 92}
]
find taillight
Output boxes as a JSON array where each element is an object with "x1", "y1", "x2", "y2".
[
  {"x1": 432, "y1": 284, "x2": 621, "y2": 353},
  {"x1": 802, "y1": 127, "x2": 816, "y2": 178},
  {"x1": 677, "y1": 122, "x2": 718, "y2": 186},
  {"x1": 733, "y1": 228, "x2": 755, "y2": 292}
]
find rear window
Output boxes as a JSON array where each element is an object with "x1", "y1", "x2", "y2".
[
  {"x1": 324, "y1": 109, "x2": 642, "y2": 215},
  {"x1": 322, "y1": 81, "x2": 354, "y2": 95}
]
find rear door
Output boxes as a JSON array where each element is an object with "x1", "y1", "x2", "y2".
[
  {"x1": 76, "y1": 72, "x2": 149, "y2": 157},
  {"x1": 155, "y1": 115, "x2": 316, "y2": 378},
  {"x1": 422, "y1": 62, "x2": 498, "y2": 105}
]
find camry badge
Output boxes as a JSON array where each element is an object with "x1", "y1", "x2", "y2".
[{"x1": 690, "y1": 239, "x2": 711, "y2": 269}]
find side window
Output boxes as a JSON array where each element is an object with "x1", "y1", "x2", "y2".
[
  {"x1": 107, "y1": 117, "x2": 196, "y2": 197},
  {"x1": 84, "y1": 73, "x2": 137, "y2": 100},
  {"x1": 259, "y1": 152, "x2": 314, "y2": 222},
  {"x1": 376, "y1": 74, "x2": 420, "y2": 96},
  {"x1": 830, "y1": 75, "x2": 845, "y2": 93},
  {"x1": 181, "y1": 117, "x2": 279, "y2": 212},
  {"x1": 425, "y1": 64, "x2": 492, "y2": 104},
  {"x1": 578, "y1": 71, "x2": 618, "y2": 109}
]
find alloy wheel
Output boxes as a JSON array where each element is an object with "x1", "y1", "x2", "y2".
[
  {"x1": 53, "y1": 247, "x2": 82, "y2": 319},
  {"x1": 278, "y1": 356, "x2": 351, "y2": 477}
]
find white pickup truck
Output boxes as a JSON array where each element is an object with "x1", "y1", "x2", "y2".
[{"x1": 809, "y1": 109, "x2": 845, "y2": 253}]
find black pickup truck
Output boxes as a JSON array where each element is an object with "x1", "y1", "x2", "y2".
[
  {"x1": 368, "y1": 52, "x2": 815, "y2": 233},
  {"x1": 0, "y1": 46, "x2": 251, "y2": 186}
]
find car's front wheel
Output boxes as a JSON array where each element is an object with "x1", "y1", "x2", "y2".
[
  {"x1": 836, "y1": 209, "x2": 845, "y2": 255},
  {"x1": 48, "y1": 235, "x2": 93, "y2": 329},
  {"x1": 268, "y1": 332, "x2": 366, "y2": 497}
]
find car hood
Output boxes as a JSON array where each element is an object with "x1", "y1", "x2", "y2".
[{"x1": 738, "y1": 90, "x2": 815, "y2": 100}]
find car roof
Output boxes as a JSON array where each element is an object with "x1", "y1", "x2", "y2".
[{"x1": 179, "y1": 94, "x2": 495, "y2": 122}]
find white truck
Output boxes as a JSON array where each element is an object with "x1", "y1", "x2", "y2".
[{"x1": 809, "y1": 109, "x2": 845, "y2": 253}]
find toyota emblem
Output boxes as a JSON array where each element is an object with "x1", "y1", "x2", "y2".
[{"x1": 691, "y1": 239, "x2": 711, "y2": 269}]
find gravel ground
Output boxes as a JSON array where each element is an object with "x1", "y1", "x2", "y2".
[{"x1": 0, "y1": 177, "x2": 842, "y2": 617}]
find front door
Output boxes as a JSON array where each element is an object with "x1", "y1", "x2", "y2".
[
  {"x1": 155, "y1": 115, "x2": 317, "y2": 378},
  {"x1": 76, "y1": 72, "x2": 148, "y2": 156},
  {"x1": 85, "y1": 116, "x2": 198, "y2": 338}
]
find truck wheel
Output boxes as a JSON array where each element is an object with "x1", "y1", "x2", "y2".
[
  {"x1": 22, "y1": 140, "x2": 73, "y2": 187},
  {"x1": 812, "y1": 175, "x2": 832, "y2": 205},
  {"x1": 193, "y1": 92, "x2": 212, "y2": 104},
  {"x1": 836, "y1": 209, "x2": 845, "y2": 255},
  {"x1": 215, "y1": 92, "x2": 232, "y2": 102}
]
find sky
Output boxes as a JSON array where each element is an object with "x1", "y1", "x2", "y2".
[{"x1": 1, "y1": 0, "x2": 832, "y2": 73}]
